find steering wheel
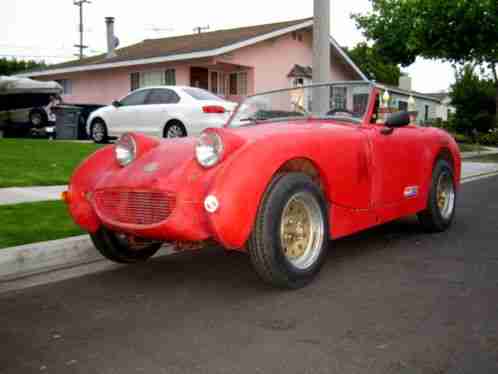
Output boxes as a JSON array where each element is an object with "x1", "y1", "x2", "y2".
[{"x1": 326, "y1": 108, "x2": 355, "y2": 116}]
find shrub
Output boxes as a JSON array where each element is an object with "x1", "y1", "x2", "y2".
[{"x1": 478, "y1": 131, "x2": 498, "y2": 146}]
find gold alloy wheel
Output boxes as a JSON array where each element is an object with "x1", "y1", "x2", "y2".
[
  {"x1": 436, "y1": 171, "x2": 455, "y2": 220},
  {"x1": 280, "y1": 192, "x2": 325, "y2": 270}
]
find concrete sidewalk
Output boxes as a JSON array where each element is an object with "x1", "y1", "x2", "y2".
[
  {"x1": 461, "y1": 146, "x2": 498, "y2": 159},
  {"x1": 0, "y1": 185, "x2": 66, "y2": 205}
]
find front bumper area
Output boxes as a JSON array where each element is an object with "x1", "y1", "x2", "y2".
[{"x1": 90, "y1": 186, "x2": 212, "y2": 242}]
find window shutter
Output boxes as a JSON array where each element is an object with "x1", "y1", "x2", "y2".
[
  {"x1": 164, "y1": 69, "x2": 176, "y2": 85},
  {"x1": 130, "y1": 72, "x2": 140, "y2": 91}
]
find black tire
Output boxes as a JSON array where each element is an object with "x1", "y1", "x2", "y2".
[
  {"x1": 90, "y1": 119, "x2": 108, "y2": 143},
  {"x1": 90, "y1": 227, "x2": 162, "y2": 264},
  {"x1": 29, "y1": 109, "x2": 47, "y2": 128},
  {"x1": 247, "y1": 173, "x2": 329, "y2": 289},
  {"x1": 163, "y1": 121, "x2": 187, "y2": 138},
  {"x1": 417, "y1": 159, "x2": 456, "y2": 232}
]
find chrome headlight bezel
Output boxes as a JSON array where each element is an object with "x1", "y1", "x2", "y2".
[
  {"x1": 115, "y1": 133, "x2": 137, "y2": 167},
  {"x1": 195, "y1": 132, "x2": 224, "y2": 168}
]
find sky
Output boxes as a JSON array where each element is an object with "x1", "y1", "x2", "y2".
[{"x1": 1, "y1": 0, "x2": 454, "y2": 93}]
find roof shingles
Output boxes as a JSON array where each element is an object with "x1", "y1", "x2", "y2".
[{"x1": 51, "y1": 18, "x2": 313, "y2": 70}]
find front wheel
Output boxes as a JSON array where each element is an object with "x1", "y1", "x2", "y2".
[
  {"x1": 417, "y1": 159, "x2": 456, "y2": 232},
  {"x1": 90, "y1": 228, "x2": 162, "y2": 263},
  {"x1": 247, "y1": 173, "x2": 329, "y2": 289}
]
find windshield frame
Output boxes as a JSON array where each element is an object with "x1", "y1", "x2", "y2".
[{"x1": 226, "y1": 81, "x2": 375, "y2": 128}]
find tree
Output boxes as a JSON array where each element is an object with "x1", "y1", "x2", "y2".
[
  {"x1": 450, "y1": 65, "x2": 496, "y2": 134},
  {"x1": 0, "y1": 58, "x2": 47, "y2": 76},
  {"x1": 345, "y1": 42, "x2": 401, "y2": 85},
  {"x1": 353, "y1": 0, "x2": 498, "y2": 123}
]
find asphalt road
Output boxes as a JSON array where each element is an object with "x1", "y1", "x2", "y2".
[{"x1": 2, "y1": 177, "x2": 498, "y2": 374}]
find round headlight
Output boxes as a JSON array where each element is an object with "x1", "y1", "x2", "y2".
[
  {"x1": 195, "y1": 132, "x2": 224, "y2": 168},
  {"x1": 115, "y1": 133, "x2": 136, "y2": 167}
]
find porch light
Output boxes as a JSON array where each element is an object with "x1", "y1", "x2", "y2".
[
  {"x1": 382, "y1": 90, "x2": 391, "y2": 107},
  {"x1": 408, "y1": 95, "x2": 416, "y2": 112}
]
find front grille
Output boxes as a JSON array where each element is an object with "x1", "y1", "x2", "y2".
[{"x1": 94, "y1": 189, "x2": 176, "y2": 226}]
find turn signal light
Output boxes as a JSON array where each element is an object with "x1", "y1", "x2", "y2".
[
  {"x1": 61, "y1": 191, "x2": 71, "y2": 204},
  {"x1": 202, "y1": 105, "x2": 226, "y2": 114}
]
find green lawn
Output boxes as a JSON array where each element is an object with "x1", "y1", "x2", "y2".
[
  {"x1": 0, "y1": 200, "x2": 84, "y2": 249},
  {"x1": 0, "y1": 139, "x2": 102, "y2": 188},
  {"x1": 465, "y1": 153, "x2": 498, "y2": 163},
  {"x1": 458, "y1": 143, "x2": 484, "y2": 153}
]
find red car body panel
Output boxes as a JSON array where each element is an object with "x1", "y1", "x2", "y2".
[{"x1": 66, "y1": 88, "x2": 461, "y2": 251}]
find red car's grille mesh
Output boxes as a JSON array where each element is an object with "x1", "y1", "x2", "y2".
[{"x1": 94, "y1": 189, "x2": 176, "y2": 226}]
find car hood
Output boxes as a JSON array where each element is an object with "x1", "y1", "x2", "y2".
[
  {"x1": 94, "y1": 119, "x2": 360, "y2": 190},
  {"x1": 95, "y1": 137, "x2": 198, "y2": 191}
]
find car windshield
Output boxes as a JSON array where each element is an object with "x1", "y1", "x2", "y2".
[
  {"x1": 229, "y1": 82, "x2": 373, "y2": 127},
  {"x1": 183, "y1": 87, "x2": 224, "y2": 101}
]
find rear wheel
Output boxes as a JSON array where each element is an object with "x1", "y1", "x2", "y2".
[
  {"x1": 90, "y1": 227, "x2": 162, "y2": 263},
  {"x1": 164, "y1": 121, "x2": 187, "y2": 138},
  {"x1": 90, "y1": 119, "x2": 108, "y2": 143},
  {"x1": 247, "y1": 173, "x2": 329, "y2": 289},
  {"x1": 29, "y1": 110, "x2": 46, "y2": 128},
  {"x1": 417, "y1": 159, "x2": 456, "y2": 232}
]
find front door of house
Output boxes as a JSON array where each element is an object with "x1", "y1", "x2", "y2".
[{"x1": 190, "y1": 67, "x2": 209, "y2": 90}]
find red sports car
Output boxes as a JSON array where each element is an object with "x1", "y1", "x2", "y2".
[{"x1": 64, "y1": 82, "x2": 461, "y2": 288}]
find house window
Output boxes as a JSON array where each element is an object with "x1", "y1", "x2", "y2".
[
  {"x1": 211, "y1": 71, "x2": 218, "y2": 94},
  {"x1": 331, "y1": 86, "x2": 347, "y2": 110},
  {"x1": 164, "y1": 69, "x2": 176, "y2": 85},
  {"x1": 130, "y1": 69, "x2": 176, "y2": 91},
  {"x1": 229, "y1": 71, "x2": 248, "y2": 96},
  {"x1": 56, "y1": 79, "x2": 72, "y2": 95},
  {"x1": 353, "y1": 94, "x2": 369, "y2": 114},
  {"x1": 398, "y1": 101, "x2": 408, "y2": 111},
  {"x1": 425, "y1": 105, "x2": 429, "y2": 121}
]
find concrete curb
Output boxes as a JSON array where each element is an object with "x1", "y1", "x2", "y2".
[
  {"x1": 461, "y1": 170, "x2": 498, "y2": 183},
  {"x1": 0, "y1": 235, "x2": 174, "y2": 283},
  {"x1": 0, "y1": 235, "x2": 100, "y2": 281}
]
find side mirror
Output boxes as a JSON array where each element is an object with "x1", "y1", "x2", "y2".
[
  {"x1": 385, "y1": 111, "x2": 410, "y2": 128},
  {"x1": 112, "y1": 100, "x2": 122, "y2": 108}
]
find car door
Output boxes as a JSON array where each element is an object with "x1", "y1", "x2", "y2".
[
  {"x1": 368, "y1": 119, "x2": 426, "y2": 209},
  {"x1": 107, "y1": 89, "x2": 150, "y2": 137},
  {"x1": 140, "y1": 89, "x2": 181, "y2": 136}
]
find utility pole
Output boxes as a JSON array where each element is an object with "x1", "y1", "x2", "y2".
[
  {"x1": 193, "y1": 25, "x2": 210, "y2": 34},
  {"x1": 74, "y1": 0, "x2": 91, "y2": 59},
  {"x1": 312, "y1": 0, "x2": 331, "y2": 114}
]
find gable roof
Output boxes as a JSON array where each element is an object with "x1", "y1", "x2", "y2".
[
  {"x1": 424, "y1": 92, "x2": 450, "y2": 101},
  {"x1": 377, "y1": 83, "x2": 444, "y2": 103},
  {"x1": 288, "y1": 64, "x2": 313, "y2": 78},
  {"x1": 20, "y1": 17, "x2": 366, "y2": 80}
]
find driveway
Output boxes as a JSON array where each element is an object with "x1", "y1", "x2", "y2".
[{"x1": 1, "y1": 176, "x2": 498, "y2": 374}]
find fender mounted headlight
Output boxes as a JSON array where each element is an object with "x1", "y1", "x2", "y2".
[
  {"x1": 115, "y1": 133, "x2": 137, "y2": 167},
  {"x1": 195, "y1": 131, "x2": 224, "y2": 168}
]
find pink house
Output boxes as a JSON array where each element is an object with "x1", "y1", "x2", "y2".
[{"x1": 21, "y1": 18, "x2": 366, "y2": 105}]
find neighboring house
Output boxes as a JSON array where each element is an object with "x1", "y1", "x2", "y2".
[
  {"x1": 375, "y1": 76, "x2": 444, "y2": 125},
  {"x1": 18, "y1": 17, "x2": 367, "y2": 105},
  {"x1": 425, "y1": 92, "x2": 455, "y2": 122}
]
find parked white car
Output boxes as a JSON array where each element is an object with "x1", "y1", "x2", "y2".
[{"x1": 86, "y1": 86, "x2": 237, "y2": 143}]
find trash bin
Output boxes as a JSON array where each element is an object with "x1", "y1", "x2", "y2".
[{"x1": 53, "y1": 105, "x2": 82, "y2": 140}]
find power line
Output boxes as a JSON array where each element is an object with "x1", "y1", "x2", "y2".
[
  {"x1": 74, "y1": 0, "x2": 92, "y2": 59},
  {"x1": 193, "y1": 25, "x2": 210, "y2": 34}
]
